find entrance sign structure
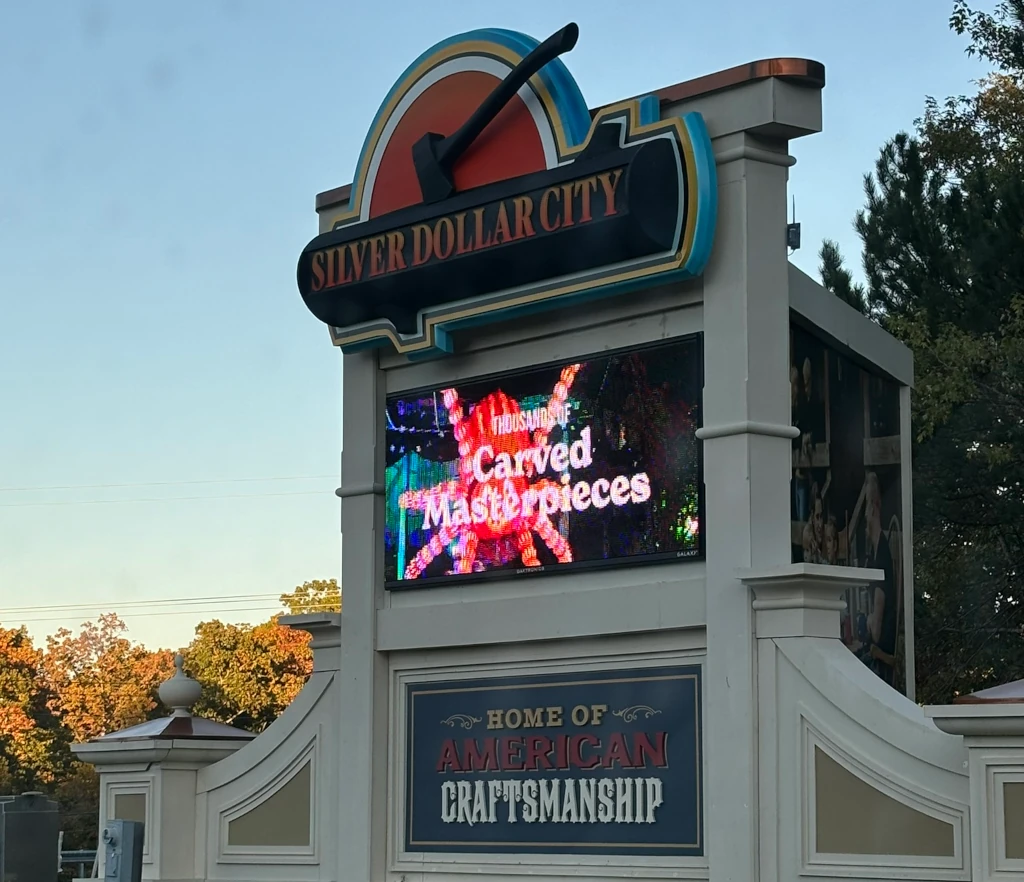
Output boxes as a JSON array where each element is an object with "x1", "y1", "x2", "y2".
[
  {"x1": 296, "y1": 25, "x2": 716, "y2": 356},
  {"x1": 74, "y1": 22, "x2": 1024, "y2": 882}
]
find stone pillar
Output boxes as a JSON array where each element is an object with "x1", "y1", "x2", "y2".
[
  {"x1": 926, "y1": 681, "x2": 1024, "y2": 881},
  {"x1": 335, "y1": 350, "x2": 389, "y2": 882},
  {"x1": 673, "y1": 75, "x2": 823, "y2": 882},
  {"x1": 697, "y1": 140, "x2": 804, "y2": 882},
  {"x1": 72, "y1": 656, "x2": 253, "y2": 881}
]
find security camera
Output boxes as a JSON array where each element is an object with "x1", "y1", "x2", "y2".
[{"x1": 102, "y1": 827, "x2": 117, "y2": 846}]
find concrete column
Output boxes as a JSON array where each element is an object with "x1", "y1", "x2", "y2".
[
  {"x1": 927, "y1": 687, "x2": 1024, "y2": 881},
  {"x1": 698, "y1": 131, "x2": 798, "y2": 882},
  {"x1": 72, "y1": 655, "x2": 252, "y2": 881},
  {"x1": 72, "y1": 739, "x2": 248, "y2": 881},
  {"x1": 336, "y1": 349, "x2": 388, "y2": 882}
]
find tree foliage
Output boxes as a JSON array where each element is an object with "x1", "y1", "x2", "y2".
[
  {"x1": 0, "y1": 576, "x2": 332, "y2": 850},
  {"x1": 279, "y1": 578, "x2": 341, "y2": 615},
  {"x1": 818, "y1": 240, "x2": 867, "y2": 314},
  {"x1": 0, "y1": 626, "x2": 66, "y2": 791},
  {"x1": 184, "y1": 617, "x2": 312, "y2": 732},
  {"x1": 823, "y1": 1, "x2": 1024, "y2": 701},
  {"x1": 42, "y1": 614, "x2": 175, "y2": 743}
]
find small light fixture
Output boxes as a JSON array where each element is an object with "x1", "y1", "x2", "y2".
[{"x1": 787, "y1": 195, "x2": 801, "y2": 252}]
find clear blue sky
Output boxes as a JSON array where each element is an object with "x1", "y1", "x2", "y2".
[{"x1": 0, "y1": 1, "x2": 988, "y2": 650}]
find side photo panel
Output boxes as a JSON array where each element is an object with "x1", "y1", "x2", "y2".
[{"x1": 789, "y1": 323, "x2": 909, "y2": 694}]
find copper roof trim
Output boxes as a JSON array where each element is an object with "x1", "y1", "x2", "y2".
[
  {"x1": 637, "y1": 57, "x2": 824, "y2": 110},
  {"x1": 953, "y1": 677, "x2": 1024, "y2": 705},
  {"x1": 952, "y1": 697, "x2": 1024, "y2": 705},
  {"x1": 95, "y1": 714, "x2": 257, "y2": 742},
  {"x1": 317, "y1": 182, "x2": 353, "y2": 212},
  {"x1": 314, "y1": 56, "x2": 825, "y2": 211}
]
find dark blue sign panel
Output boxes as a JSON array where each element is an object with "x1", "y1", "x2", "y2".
[{"x1": 405, "y1": 665, "x2": 702, "y2": 856}]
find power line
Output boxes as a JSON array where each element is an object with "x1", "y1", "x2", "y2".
[
  {"x1": 0, "y1": 475, "x2": 336, "y2": 493},
  {"x1": 10, "y1": 604, "x2": 287, "y2": 625},
  {"x1": 1, "y1": 591, "x2": 340, "y2": 626},
  {"x1": 8, "y1": 602, "x2": 341, "y2": 626},
  {"x1": 0, "y1": 489, "x2": 334, "y2": 508},
  {"x1": 0, "y1": 592, "x2": 284, "y2": 614}
]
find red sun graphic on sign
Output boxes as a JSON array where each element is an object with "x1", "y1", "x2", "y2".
[{"x1": 368, "y1": 70, "x2": 550, "y2": 219}]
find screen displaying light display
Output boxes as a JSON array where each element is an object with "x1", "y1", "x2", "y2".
[{"x1": 384, "y1": 337, "x2": 704, "y2": 587}]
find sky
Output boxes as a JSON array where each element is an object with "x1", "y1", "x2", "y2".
[{"x1": 0, "y1": 1, "x2": 990, "y2": 651}]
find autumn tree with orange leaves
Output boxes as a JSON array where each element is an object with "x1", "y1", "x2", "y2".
[
  {"x1": 0, "y1": 577, "x2": 338, "y2": 850},
  {"x1": 0, "y1": 625, "x2": 67, "y2": 792},
  {"x1": 42, "y1": 613, "x2": 176, "y2": 743}
]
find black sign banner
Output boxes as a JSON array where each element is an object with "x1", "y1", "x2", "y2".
[
  {"x1": 297, "y1": 135, "x2": 684, "y2": 336},
  {"x1": 404, "y1": 665, "x2": 702, "y2": 856}
]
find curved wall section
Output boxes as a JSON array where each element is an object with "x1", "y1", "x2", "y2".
[
  {"x1": 762, "y1": 636, "x2": 970, "y2": 881},
  {"x1": 195, "y1": 661, "x2": 340, "y2": 880}
]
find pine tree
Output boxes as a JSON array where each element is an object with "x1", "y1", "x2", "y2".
[{"x1": 818, "y1": 240, "x2": 867, "y2": 314}]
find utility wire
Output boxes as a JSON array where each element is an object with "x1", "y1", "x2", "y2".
[
  {"x1": 0, "y1": 475, "x2": 336, "y2": 493},
  {"x1": 10, "y1": 604, "x2": 287, "y2": 625},
  {"x1": 0, "y1": 592, "x2": 285, "y2": 614},
  {"x1": 1, "y1": 592, "x2": 341, "y2": 626},
  {"x1": 8, "y1": 603, "x2": 342, "y2": 626},
  {"x1": 0, "y1": 490, "x2": 333, "y2": 508}
]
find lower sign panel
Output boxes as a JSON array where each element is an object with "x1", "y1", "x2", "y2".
[{"x1": 404, "y1": 665, "x2": 703, "y2": 856}]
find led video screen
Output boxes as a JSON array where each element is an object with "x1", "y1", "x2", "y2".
[{"x1": 384, "y1": 337, "x2": 704, "y2": 587}]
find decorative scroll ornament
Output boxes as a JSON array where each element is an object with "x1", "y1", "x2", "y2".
[
  {"x1": 440, "y1": 713, "x2": 483, "y2": 730},
  {"x1": 612, "y1": 704, "x2": 662, "y2": 723}
]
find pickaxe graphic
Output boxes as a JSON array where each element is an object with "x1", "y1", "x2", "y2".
[{"x1": 411, "y1": 23, "x2": 579, "y2": 204}]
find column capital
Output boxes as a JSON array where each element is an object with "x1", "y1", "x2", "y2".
[
  {"x1": 280, "y1": 613, "x2": 342, "y2": 672},
  {"x1": 665, "y1": 75, "x2": 823, "y2": 141},
  {"x1": 739, "y1": 563, "x2": 883, "y2": 639},
  {"x1": 927, "y1": 680, "x2": 1024, "y2": 740}
]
